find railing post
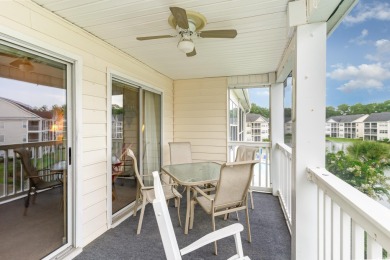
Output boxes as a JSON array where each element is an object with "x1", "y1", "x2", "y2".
[
  {"x1": 292, "y1": 22, "x2": 326, "y2": 260},
  {"x1": 270, "y1": 82, "x2": 284, "y2": 196}
]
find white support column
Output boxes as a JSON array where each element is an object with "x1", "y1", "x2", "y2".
[
  {"x1": 270, "y1": 82, "x2": 284, "y2": 196},
  {"x1": 292, "y1": 22, "x2": 327, "y2": 260}
]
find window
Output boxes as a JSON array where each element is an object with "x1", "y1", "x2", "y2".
[
  {"x1": 0, "y1": 135, "x2": 4, "y2": 143},
  {"x1": 0, "y1": 121, "x2": 4, "y2": 129},
  {"x1": 229, "y1": 97, "x2": 246, "y2": 142},
  {"x1": 284, "y1": 76, "x2": 292, "y2": 146}
]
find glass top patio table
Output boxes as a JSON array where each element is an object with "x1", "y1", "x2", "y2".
[
  {"x1": 161, "y1": 161, "x2": 222, "y2": 234},
  {"x1": 161, "y1": 162, "x2": 221, "y2": 186}
]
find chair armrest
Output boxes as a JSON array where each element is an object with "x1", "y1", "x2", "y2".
[
  {"x1": 225, "y1": 160, "x2": 259, "y2": 166},
  {"x1": 142, "y1": 183, "x2": 175, "y2": 190},
  {"x1": 180, "y1": 223, "x2": 246, "y2": 256},
  {"x1": 141, "y1": 186, "x2": 154, "y2": 191},
  {"x1": 193, "y1": 186, "x2": 214, "y2": 201}
]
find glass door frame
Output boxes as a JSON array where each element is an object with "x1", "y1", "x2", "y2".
[
  {"x1": 107, "y1": 71, "x2": 163, "y2": 226},
  {"x1": 0, "y1": 28, "x2": 83, "y2": 256}
]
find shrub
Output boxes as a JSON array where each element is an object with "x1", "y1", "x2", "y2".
[
  {"x1": 326, "y1": 150, "x2": 390, "y2": 201},
  {"x1": 347, "y1": 141, "x2": 390, "y2": 161}
]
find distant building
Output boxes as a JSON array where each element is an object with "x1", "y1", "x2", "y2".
[
  {"x1": 325, "y1": 114, "x2": 368, "y2": 139},
  {"x1": 246, "y1": 113, "x2": 269, "y2": 142},
  {"x1": 363, "y1": 112, "x2": 390, "y2": 141},
  {"x1": 0, "y1": 97, "x2": 58, "y2": 146}
]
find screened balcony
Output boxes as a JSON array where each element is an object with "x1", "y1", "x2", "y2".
[{"x1": 1, "y1": 0, "x2": 390, "y2": 259}]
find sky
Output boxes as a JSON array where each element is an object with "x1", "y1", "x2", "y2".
[
  {"x1": 0, "y1": 78, "x2": 66, "y2": 108},
  {"x1": 249, "y1": 0, "x2": 390, "y2": 109}
]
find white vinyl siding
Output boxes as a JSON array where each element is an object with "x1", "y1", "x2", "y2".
[
  {"x1": 173, "y1": 77, "x2": 227, "y2": 163},
  {"x1": 0, "y1": 0, "x2": 173, "y2": 247}
]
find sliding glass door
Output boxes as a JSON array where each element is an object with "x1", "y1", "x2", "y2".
[
  {"x1": 111, "y1": 79, "x2": 162, "y2": 215},
  {"x1": 111, "y1": 80, "x2": 139, "y2": 214},
  {"x1": 0, "y1": 41, "x2": 72, "y2": 259}
]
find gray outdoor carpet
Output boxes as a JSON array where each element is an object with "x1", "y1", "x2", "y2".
[{"x1": 75, "y1": 192, "x2": 290, "y2": 260}]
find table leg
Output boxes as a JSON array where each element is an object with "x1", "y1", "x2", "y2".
[{"x1": 185, "y1": 185, "x2": 191, "y2": 234}]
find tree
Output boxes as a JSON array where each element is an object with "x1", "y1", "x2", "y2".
[
  {"x1": 326, "y1": 106, "x2": 341, "y2": 118},
  {"x1": 250, "y1": 103, "x2": 269, "y2": 118},
  {"x1": 112, "y1": 104, "x2": 123, "y2": 115},
  {"x1": 337, "y1": 104, "x2": 350, "y2": 115},
  {"x1": 284, "y1": 108, "x2": 292, "y2": 121},
  {"x1": 349, "y1": 103, "x2": 366, "y2": 114},
  {"x1": 38, "y1": 105, "x2": 48, "y2": 111},
  {"x1": 325, "y1": 100, "x2": 390, "y2": 117}
]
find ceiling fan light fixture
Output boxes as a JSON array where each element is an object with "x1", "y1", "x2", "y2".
[
  {"x1": 10, "y1": 58, "x2": 34, "y2": 72},
  {"x1": 177, "y1": 38, "x2": 194, "y2": 53},
  {"x1": 19, "y1": 62, "x2": 34, "y2": 72}
]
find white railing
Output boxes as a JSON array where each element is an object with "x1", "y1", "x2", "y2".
[
  {"x1": 275, "y1": 142, "x2": 292, "y2": 232},
  {"x1": 227, "y1": 141, "x2": 271, "y2": 192},
  {"x1": 307, "y1": 167, "x2": 390, "y2": 259},
  {"x1": 112, "y1": 138, "x2": 123, "y2": 158},
  {"x1": 0, "y1": 141, "x2": 65, "y2": 201}
]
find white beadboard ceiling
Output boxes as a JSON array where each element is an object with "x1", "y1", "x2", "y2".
[{"x1": 30, "y1": 0, "x2": 314, "y2": 80}]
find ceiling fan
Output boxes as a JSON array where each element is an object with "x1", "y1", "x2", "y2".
[{"x1": 136, "y1": 7, "x2": 238, "y2": 57}]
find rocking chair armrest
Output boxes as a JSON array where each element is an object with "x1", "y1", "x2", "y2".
[
  {"x1": 192, "y1": 186, "x2": 214, "y2": 201},
  {"x1": 28, "y1": 172, "x2": 62, "y2": 179},
  {"x1": 180, "y1": 223, "x2": 247, "y2": 257},
  {"x1": 37, "y1": 168, "x2": 51, "y2": 172}
]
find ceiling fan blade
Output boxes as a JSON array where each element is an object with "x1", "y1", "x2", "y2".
[
  {"x1": 186, "y1": 48, "x2": 196, "y2": 57},
  {"x1": 169, "y1": 7, "x2": 189, "y2": 29},
  {"x1": 199, "y1": 30, "x2": 238, "y2": 38},
  {"x1": 136, "y1": 35, "x2": 175, "y2": 41}
]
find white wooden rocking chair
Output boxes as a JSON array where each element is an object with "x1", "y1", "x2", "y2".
[{"x1": 151, "y1": 171, "x2": 250, "y2": 260}]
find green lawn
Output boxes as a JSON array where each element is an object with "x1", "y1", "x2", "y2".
[{"x1": 326, "y1": 137, "x2": 363, "y2": 143}]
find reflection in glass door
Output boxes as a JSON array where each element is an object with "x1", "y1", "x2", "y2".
[
  {"x1": 0, "y1": 43, "x2": 70, "y2": 259},
  {"x1": 111, "y1": 80, "x2": 139, "y2": 214}
]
